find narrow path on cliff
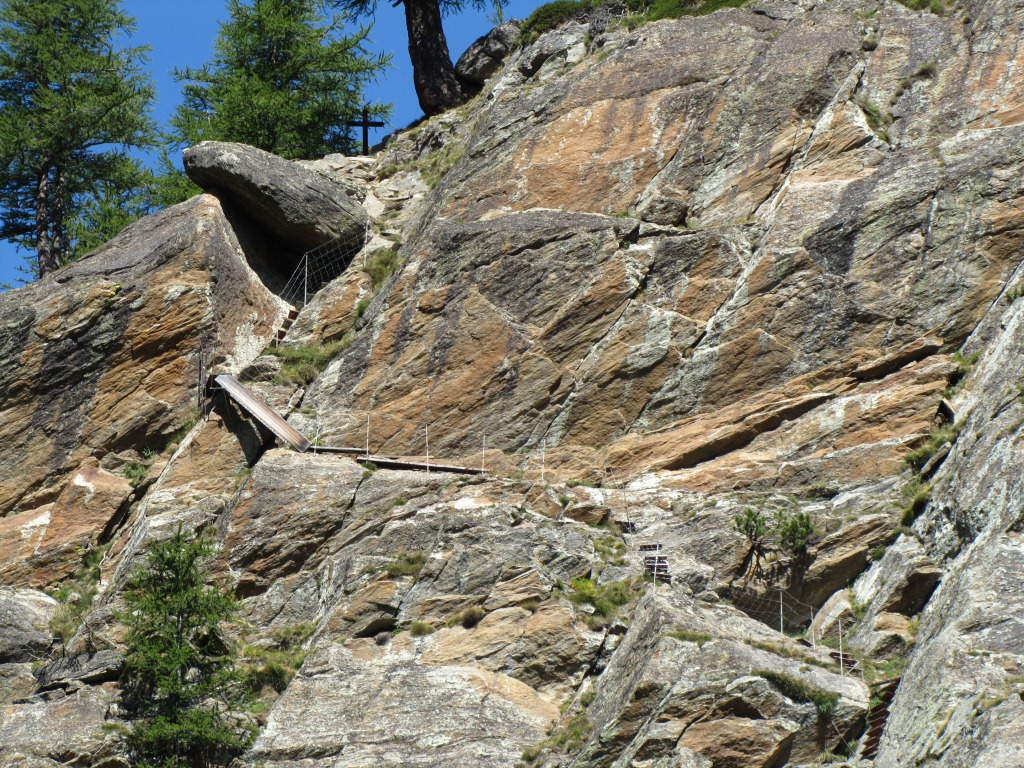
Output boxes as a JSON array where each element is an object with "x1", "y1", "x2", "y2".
[{"x1": 211, "y1": 374, "x2": 484, "y2": 474}]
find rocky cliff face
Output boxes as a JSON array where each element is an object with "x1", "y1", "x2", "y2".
[{"x1": 2, "y1": 1, "x2": 1024, "y2": 766}]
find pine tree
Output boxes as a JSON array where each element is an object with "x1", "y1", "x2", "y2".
[
  {"x1": 0, "y1": 0, "x2": 157, "y2": 278},
  {"x1": 120, "y1": 527, "x2": 249, "y2": 768},
  {"x1": 334, "y1": 0, "x2": 506, "y2": 117},
  {"x1": 169, "y1": 0, "x2": 390, "y2": 161}
]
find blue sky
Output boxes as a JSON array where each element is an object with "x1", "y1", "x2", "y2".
[{"x1": 0, "y1": 0, "x2": 543, "y2": 289}]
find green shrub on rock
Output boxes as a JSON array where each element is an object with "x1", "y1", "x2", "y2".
[
  {"x1": 776, "y1": 511, "x2": 815, "y2": 558},
  {"x1": 409, "y1": 620, "x2": 435, "y2": 637},
  {"x1": 566, "y1": 577, "x2": 635, "y2": 628}
]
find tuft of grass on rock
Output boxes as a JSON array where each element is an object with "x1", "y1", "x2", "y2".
[
  {"x1": 241, "y1": 623, "x2": 316, "y2": 695},
  {"x1": 646, "y1": 0, "x2": 749, "y2": 20},
  {"x1": 418, "y1": 144, "x2": 466, "y2": 189},
  {"x1": 594, "y1": 536, "x2": 628, "y2": 566},
  {"x1": 409, "y1": 621, "x2": 434, "y2": 637},
  {"x1": 566, "y1": 577, "x2": 636, "y2": 628},
  {"x1": 122, "y1": 460, "x2": 150, "y2": 488},
  {"x1": 161, "y1": 407, "x2": 200, "y2": 452},
  {"x1": 667, "y1": 629, "x2": 715, "y2": 646},
  {"x1": 49, "y1": 544, "x2": 111, "y2": 644},
  {"x1": 521, "y1": 710, "x2": 592, "y2": 763},
  {"x1": 755, "y1": 670, "x2": 840, "y2": 717},
  {"x1": 517, "y1": 0, "x2": 750, "y2": 45},
  {"x1": 855, "y1": 94, "x2": 893, "y2": 139},
  {"x1": 385, "y1": 552, "x2": 426, "y2": 579},
  {"x1": 896, "y1": 0, "x2": 946, "y2": 14},
  {"x1": 905, "y1": 421, "x2": 961, "y2": 473},
  {"x1": 361, "y1": 247, "x2": 400, "y2": 291},
  {"x1": 901, "y1": 477, "x2": 932, "y2": 526},
  {"x1": 517, "y1": 0, "x2": 598, "y2": 45},
  {"x1": 945, "y1": 350, "x2": 981, "y2": 398},
  {"x1": 861, "y1": 653, "x2": 909, "y2": 683},
  {"x1": 455, "y1": 605, "x2": 486, "y2": 629},
  {"x1": 267, "y1": 341, "x2": 348, "y2": 386}
]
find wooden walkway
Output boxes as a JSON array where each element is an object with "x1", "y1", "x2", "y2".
[
  {"x1": 213, "y1": 376, "x2": 481, "y2": 475},
  {"x1": 311, "y1": 446, "x2": 482, "y2": 475}
]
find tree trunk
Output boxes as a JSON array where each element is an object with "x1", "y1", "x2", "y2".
[
  {"x1": 35, "y1": 164, "x2": 58, "y2": 278},
  {"x1": 402, "y1": 0, "x2": 466, "y2": 116},
  {"x1": 52, "y1": 168, "x2": 65, "y2": 263}
]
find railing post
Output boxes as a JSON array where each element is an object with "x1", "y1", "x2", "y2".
[
  {"x1": 365, "y1": 412, "x2": 370, "y2": 458},
  {"x1": 481, "y1": 434, "x2": 486, "y2": 473},
  {"x1": 838, "y1": 619, "x2": 845, "y2": 677},
  {"x1": 303, "y1": 257, "x2": 308, "y2": 307},
  {"x1": 425, "y1": 423, "x2": 430, "y2": 472},
  {"x1": 779, "y1": 588, "x2": 784, "y2": 636}
]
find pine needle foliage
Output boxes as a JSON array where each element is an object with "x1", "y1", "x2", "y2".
[
  {"x1": 0, "y1": 0, "x2": 157, "y2": 276},
  {"x1": 169, "y1": 0, "x2": 390, "y2": 161},
  {"x1": 119, "y1": 527, "x2": 250, "y2": 768},
  {"x1": 775, "y1": 510, "x2": 814, "y2": 558},
  {"x1": 734, "y1": 507, "x2": 768, "y2": 545}
]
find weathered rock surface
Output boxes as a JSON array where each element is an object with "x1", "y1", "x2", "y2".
[
  {"x1": 873, "y1": 217, "x2": 1024, "y2": 763},
  {"x1": 247, "y1": 640, "x2": 558, "y2": 767},
  {"x1": 310, "y1": 0, "x2": 1022, "y2": 500},
  {"x1": 456, "y1": 21, "x2": 522, "y2": 86},
  {"x1": 572, "y1": 590, "x2": 867, "y2": 767},
  {"x1": 0, "y1": 685, "x2": 112, "y2": 765},
  {"x1": 184, "y1": 141, "x2": 368, "y2": 252},
  {"x1": 0, "y1": 589, "x2": 55, "y2": 663},
  {"x1": 3, "y1": 2, "x2": 1024, "y2": 767},
  {"x1": 0, "y1": 459, "x2": 132, "y2": 587},
  {"x1": 34, "y1": 650, "x2": 123, "y2": 692},
  {"x1": 0, "y1": 194, "x2": 286, "y2": 521}
]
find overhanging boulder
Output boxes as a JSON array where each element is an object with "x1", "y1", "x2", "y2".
[{"x1": 183, "y1": 141, "x2": 368, "y2": 252}]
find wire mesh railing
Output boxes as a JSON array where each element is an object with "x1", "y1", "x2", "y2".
[
  {"x1": 253, "y1": 214, "x2": 372, "y2": 349},
  {"x1": 279, "y1": 234, "x2": 365, "y2": 309},
  {"x1": 299, "y1": 405, "x2": 531, "y2": 472},
  {"x1": 724, "y1": 584, "x2": 819, "y2": 639}
]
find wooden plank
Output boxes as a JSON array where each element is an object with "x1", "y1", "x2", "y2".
[
  {"x1": 214, "y1": 375, "x2": 311, "y2": 453},
  {"x1": 309, "y1": 446, "x2": 482, "y2": 475},
  {"x1": 367, "y1": 456, "x2": 482, "y2": 475},
  {"x1": 309, "y1": 445, "x2": 366, "y2": 456}
]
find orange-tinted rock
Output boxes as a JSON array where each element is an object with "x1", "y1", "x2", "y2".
[
  {"x1": 0, "y1": 195, "x2": 288, "y2": 517},
  {"x1": 677, "y1": 716, "x2": 797, "y2": 768},
  {"x1": 0, "y1": 459, "x2": 131, "y2": 587}
]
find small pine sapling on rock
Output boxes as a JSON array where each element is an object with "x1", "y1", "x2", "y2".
[{"x1": 119, "y1": 526, "x2": 250, "y2": 768}]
